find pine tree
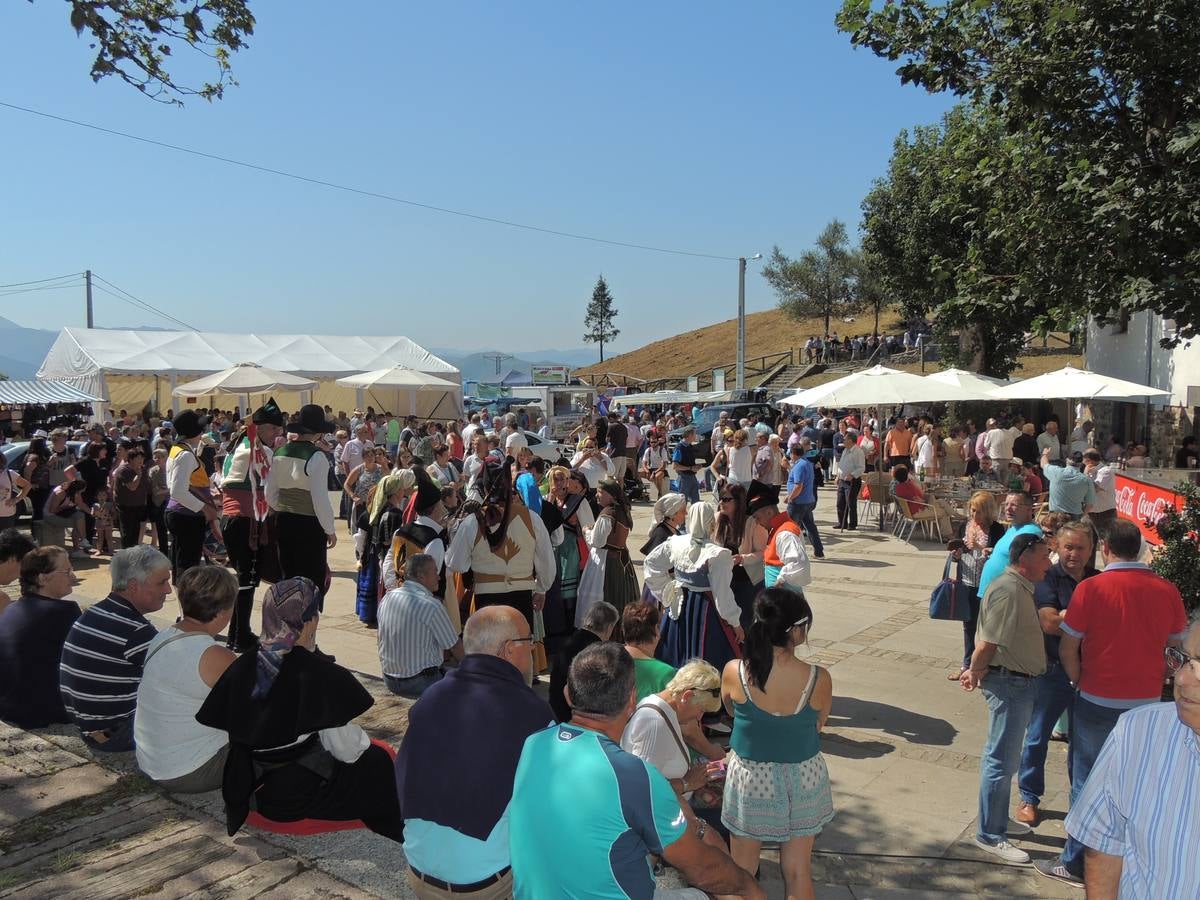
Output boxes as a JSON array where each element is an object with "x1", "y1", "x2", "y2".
[{"x1": 583, "y1": 275, "x2": 620, "y2": 362}]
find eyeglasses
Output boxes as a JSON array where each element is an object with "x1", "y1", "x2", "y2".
[
  {"x1": 792, "y1": 616, "x2": 811, "y2": 629},
  {"x1": 718, "y1": 495, "x2": 734, "y2": 503},
  {"x1": 1165, "y1": 646, "x2": 1200, "y2": 677},
  {"x1": 505, "y1": 636, "x2": 535, "y2": 649}
]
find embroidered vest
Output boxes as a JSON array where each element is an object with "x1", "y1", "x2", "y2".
[{"x1": 470, "y1": 503, "x2": 538, "y2": 594}]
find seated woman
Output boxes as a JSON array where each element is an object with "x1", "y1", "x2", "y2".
[
  {"x1": 42, "y1": 480, "x2": 91, "y2": 557},
  {"x1": 0, "y1": 546, "x2": 81, "y2": 727},
  {"x1": 621, "y1": 659, "x2": 729, "y2": 847},
  {"x1": 891, "y1": 464, "x2": 953, "y2": 538},
  {"x1": 135, "y1": 566, "x2": 239, "y2": 792},
  {"x1": 195, "y1": 577, "x2": 403, "y2": 841}
]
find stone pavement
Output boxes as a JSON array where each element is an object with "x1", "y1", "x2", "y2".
[{"x1": 1, "y1": 490, "x2": 1085, "y2": 898}]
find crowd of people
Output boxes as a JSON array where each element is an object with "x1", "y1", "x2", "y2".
[{"x1": 0, "y1": 392, "x2": 1196, "y2": 898}]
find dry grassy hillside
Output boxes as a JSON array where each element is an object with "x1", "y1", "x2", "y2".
[
  {"x1": 575, "y1": 309, "x2": 903, "y2": 380},
  {"x1": 574, "y1": 307, "x2": 1082, "y2": 383}
]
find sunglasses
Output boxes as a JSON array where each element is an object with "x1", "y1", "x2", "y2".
[{"x1": 719, "y1": 495, "x2": 735, "y2": 502}]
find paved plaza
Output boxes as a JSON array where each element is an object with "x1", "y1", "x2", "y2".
[{"x1": 0, "y1": 491, "x2": 1082, "y2": 898}]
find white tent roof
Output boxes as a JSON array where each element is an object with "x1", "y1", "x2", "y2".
[
  {"x1": 173, "y1": 363, "x2": 320, "y2": 397},
  {"x1": 38, "y1": 328, "x2": 459, "y2": 380},
  {"x1": 0, "y1": 380, "x2": 103, "y2": 404}
]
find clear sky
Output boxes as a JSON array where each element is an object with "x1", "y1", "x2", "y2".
[{"x1": 1, "y1": 1, "x2": 955, "y2": 354}]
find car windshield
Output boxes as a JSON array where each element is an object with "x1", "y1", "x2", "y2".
[{"x1": 694, "y1": 408, "x2": 725, "y2": 428}]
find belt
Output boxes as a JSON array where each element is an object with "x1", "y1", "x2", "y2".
[
  {"x1": 473, "y1": 572, "x2": 534, "y2": 584},
  {"x1": 410, "y1": 866, "x2": 510, "y2": 893},
  {"x1": 988, "y1": 665, "x2": 1035, "y2": 678}
]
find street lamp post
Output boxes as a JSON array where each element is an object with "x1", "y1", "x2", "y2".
[{"x1": 736, "y1": 253, "x2": 762, "y2": 391}]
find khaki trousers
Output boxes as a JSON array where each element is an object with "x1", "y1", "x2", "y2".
[{"x1": 407, "y1": 868, "x2": 514, "y2": 900}]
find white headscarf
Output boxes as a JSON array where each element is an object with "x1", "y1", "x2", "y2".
[
  {"x1": 652, "y1": 492, "x2": 686, "y2": 524},
  {"x1": 678, "y1": 502, "x2": 716, "y2": 566}
]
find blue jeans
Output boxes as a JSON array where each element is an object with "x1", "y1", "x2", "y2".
[
  {"x1": 977, "y1": 669, "x2": 1037, "y2": 844},
  {"x1": 81, "y1": 715, "x2": 135, "y2": 753},
  {"x1": 1017, "y1": 662, "x2": 1075, "y2": 806},
  {"x1": 385, "y1": 668, "x2": 443, "y2": 700},
  {"x1": 677, "y1": 472, "x2": 700, "y2": 504},
  {"x1": 787, "y1": 500, "x2": 824, "y2": 556},
  {"x1": 1060, "y1": 695, "x2": 1127, "y2": 875}
]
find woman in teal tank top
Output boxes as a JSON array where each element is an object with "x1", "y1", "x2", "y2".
[{"x1": 720, "y1": 586, "x2": 833, "y2": 899}]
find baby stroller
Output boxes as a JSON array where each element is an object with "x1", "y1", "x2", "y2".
[{"x1": 624, "y1": 467, "x2": 650, "y2": 503}]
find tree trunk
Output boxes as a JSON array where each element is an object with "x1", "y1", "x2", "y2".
[{"x1": 873, "y1": 301, "x2": 881, "y2": 335}]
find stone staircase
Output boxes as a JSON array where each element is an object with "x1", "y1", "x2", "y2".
[{"x1": 757, "y1": 363, "x2": 823, "y2": 393}]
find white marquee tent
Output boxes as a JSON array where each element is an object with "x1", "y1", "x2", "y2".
[{"x1": 37, "y1": 328, "x2": 461, "y2": 417}]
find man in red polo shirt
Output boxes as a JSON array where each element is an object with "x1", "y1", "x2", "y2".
[{"x1": 1035, "y1": 519, "x2": 1187, "y2": 888}]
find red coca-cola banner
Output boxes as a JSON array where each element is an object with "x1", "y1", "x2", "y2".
[{"x1": 1114, "y1": 474, "x2": 1184, "y2": 545}]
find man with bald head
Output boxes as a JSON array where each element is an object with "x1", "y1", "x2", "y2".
[{"x1": 395, "y1": 606, "x2": 553, "y2": 898}]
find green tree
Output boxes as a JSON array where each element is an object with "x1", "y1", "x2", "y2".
[
  {"x1": 837, "y1": 0, "x2": 1200, "y2": 343},
  {"x1": 762, "y1": 219, "x2": 861, "y2": 337},
  {"x1": 583, "y1": 275, "x2": 620, "y2": 363},
  {"x1": 55, "y1": 0, "x2": 255, "y2": 103},
  {"x1": 859, "y1": 103, "x2": 1086, "y2": 377}
]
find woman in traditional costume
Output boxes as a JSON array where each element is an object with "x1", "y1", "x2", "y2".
[
  {"x1": 576, "y1": 477, "x2": 639, "y2": 630},
  {"x1": 195, "y1": 577, "x2": 402, "y2": 841},
  {"x1": 354, "y1": 471, "x2": 414, "y2": 628},
  {"x1": 643, "y1": 503, "x2": 742, "y2": 671}
]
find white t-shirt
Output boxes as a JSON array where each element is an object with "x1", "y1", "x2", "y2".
[
  {"x1": 620, "y1": 694, "x2": 692, "y2": 799},
  {"x1": 915, "y1": 435, "x2": 935, "y2": 469},
  {"x1": 727, "y1": 445, "x2": 754, "y2": 484},
  {"x1": 504, "y1": 430, "x2": 528, "y2": 455},
  {"x1": 134, "y1": 628, "x2": 227, "y2": 780}
]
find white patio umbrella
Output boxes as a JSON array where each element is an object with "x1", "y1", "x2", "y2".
[
  {"x1": 779, "y1": 366, "x2": 995, "y2": 532},
  {"x1": 922, "y1": 368, "x2": 1010, "y2": 396},
  {"x1": 172, "y1": 362, "x2": 318, "y2": 397},
  {"x1": 990, "y1": 365, "x2": 1169, "y2": 401},
  {"x1": 336, "y1": 366, "x2": 462, "y2": 418},
  {"x1": 778, "y1": 365, "x2": 989, "y2": 408}
]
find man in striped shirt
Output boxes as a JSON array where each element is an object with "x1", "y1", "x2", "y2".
[
  {"x1": 1064, "y1": 620, "x2": 1200, "y2": 899},
  {"x1": 59, "y1": 545, "x2": 171, "y2": 752},
  {"x1": 378, "y1": 553, "x2": 463, "y2": 699}
]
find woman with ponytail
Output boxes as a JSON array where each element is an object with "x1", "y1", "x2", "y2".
[{"x1": 720, "y1": 586, "x2": 834, "y2": 899}]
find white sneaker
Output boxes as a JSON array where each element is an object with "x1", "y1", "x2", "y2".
[
  {"x1": 974, "y1": 838, "x2": 1031, "y2": 865},
  {"x1": 1007, "y1": 819, "x2": 1033, "y2": 836}
]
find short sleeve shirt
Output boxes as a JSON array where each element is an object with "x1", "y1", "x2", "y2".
[
  {"x1": 1042, "y1": 464, "x2": 1096, "y2": 515},
  {"x1": 786, "y1": 459, "x2": 815, "y2": 505},
  {"x1": 977, "y1": 568, "x2": 1047, "y2": 676},
  {"x1": 510, "y1": 725, "x2": 687, "y2": 899},
  {"x1": 1061, "y1": 564, "x2": 1187, "y2": 705},
  {"x1": 1032, "y1": 562, "x2": 1097, "y2": 664}
]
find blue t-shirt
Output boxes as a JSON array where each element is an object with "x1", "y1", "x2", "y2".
[
  {"x1": 786, "y1": 458, "x2": 815, "y2": 505},
  {"x1": 977, "y1": 523, "x2": 1043, "y2": 597},
  {"x1": 509, "y1": 724, "x2": 687, "y2": 899}
]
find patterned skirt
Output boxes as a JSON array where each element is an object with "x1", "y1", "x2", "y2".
[
  {"x1": 355, "y1": 556, "x2": 380, "y2": 625},
  {"x1": 721, "y1": 750, "x2": 834, "y2": 841},
  {"x1": 657, "y1": 588, "x2": 741, "y2": 672}
]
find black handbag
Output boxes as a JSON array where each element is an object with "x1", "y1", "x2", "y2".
[{"x1": 929, "y1": 556, "x2": 970, "y2": 621}]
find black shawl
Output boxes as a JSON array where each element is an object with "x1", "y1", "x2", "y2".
[{"x1": 195, "y1": 647, "x2": 374, "y2": 835}]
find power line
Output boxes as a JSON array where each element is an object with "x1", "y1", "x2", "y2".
[
  {"x1": 90, "y1": 278, "x2": 197, "y2": 331},
  {"x1": 0, "y1": 271, "x2": 83, "y2": 289},
  {"x1": 0, "y1": 100, "x2": 739, "y2": 262},
  {"x1": 0, "y1": 281, "x2": 84, "y2": 299}
]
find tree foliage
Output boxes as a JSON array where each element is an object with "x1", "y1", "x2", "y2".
[
  {"x1": 860, "y1": 103, "x2": 1087, "y2": 376},
  {"x1": 583, "y1": 275, "x2": 620, "y2": 363},
  {"x1": 837, "y1": 0, "x2": 1200, "y2": 343},
  {"x1": 762, "y1": 219, "x2": 863, "y2": 337},
  {"x1": 53, "y1": 0, "x2": 255, "y2": 103},
  {"x1": 1153, "y1": 481, "x2": 1200, "y2": 617}
]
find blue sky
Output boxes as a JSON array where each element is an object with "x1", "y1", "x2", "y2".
[{"x1": 1, "y1": 1, "x2": 955, "y2": 355}]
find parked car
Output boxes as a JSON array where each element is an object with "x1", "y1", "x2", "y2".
[
  {"x1": 666, "y1": 403, "x2": 777, "y2": 456},
  {"x1": 520, "y1": 430, "x2": 572, "y2": 467}
]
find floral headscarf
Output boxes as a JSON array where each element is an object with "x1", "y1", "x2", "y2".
[
  {"x1": 369, "y1": 471, "x2": 414, "y2": 526},
  {"x1": 254, "y1": 577, "x2": 321, "y2": 699}
]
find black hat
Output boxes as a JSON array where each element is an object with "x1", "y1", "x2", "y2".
[
  {"x1": 745, "y1": 479, "x2": 781, "y2": 515},
  {"x1": 252, "y1": 397, "x2": 284, "y2": 427},
  {"x1": 295, "y1": 403, "x2": 335, "y2": 435},
  {"x1": 174, "y1": 410, "x2": 205, "y2": 439},
  {"x1": 411, "y1": 467, "x2": 442, "y2": 515}
]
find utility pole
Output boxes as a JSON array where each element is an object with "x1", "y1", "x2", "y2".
[
  {"x1": 85, "y1": 269, "x2": 94, "y2": 328},
  {"x1": 482, "y1": 352, "x2": 513, "y2": 376}
]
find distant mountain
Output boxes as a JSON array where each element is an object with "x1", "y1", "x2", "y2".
[
  {"x1": 0, "y1": 317, "x2": 58, "y2": 378},
  {"x1": 428, "y1": 346, "x2": 597, "y2": 383}
]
